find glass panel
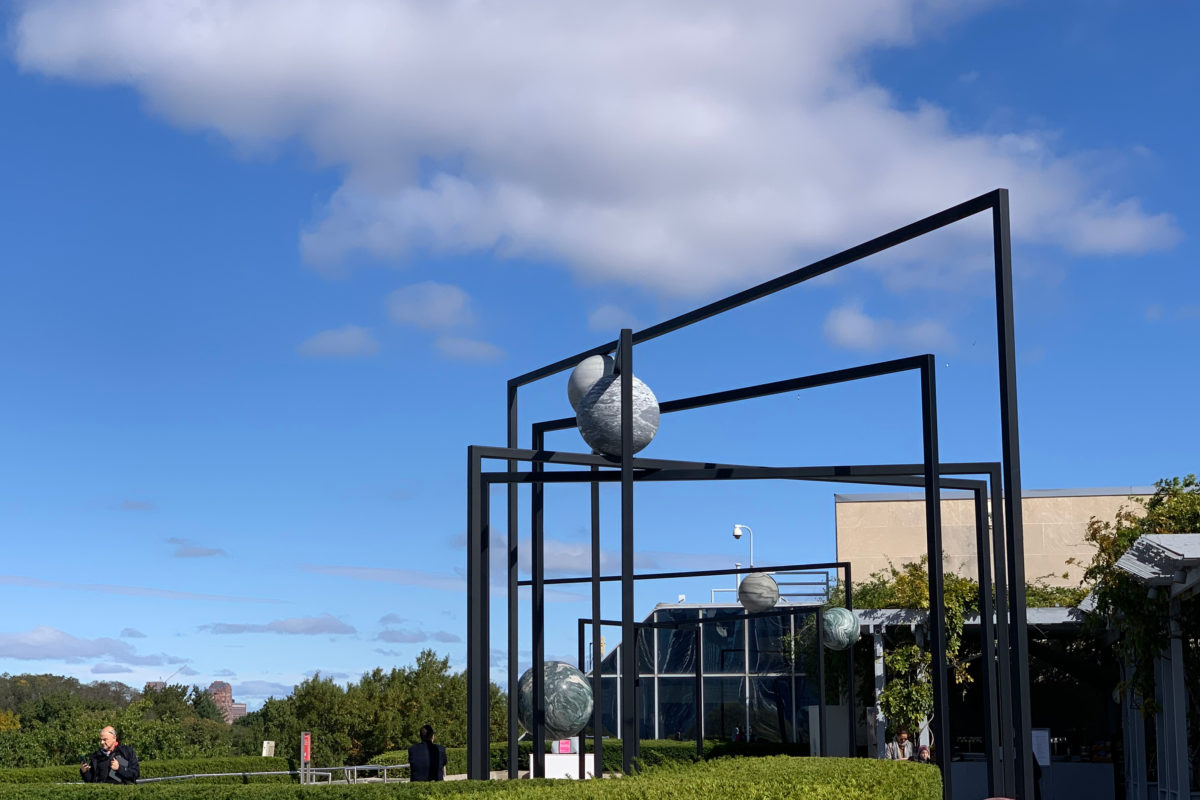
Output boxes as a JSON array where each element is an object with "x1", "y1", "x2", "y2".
[
  {"x1": 702, "y1": 608, "x2": 744, "y2": 673},
  {"x1": 656, "y1": 610, "x2": 699, "y2": 674},
  {"x1": 749, "y1": 613, "x2": 788, "y2": 673},
  {"x1": 637, "y1": 626, "x2": 655, "y2": 675},
  {"x1": 600, "y1": 677, "x2": 618, "y2": 737},
  {"x1": 600, "y1": 646, "x2": 619, "y2": 675},
  {"x1": 638, "y1": 678, "x2": 656, "y2": 740},
  {"x1": 657, "y1": 677, "x2": 698, "y2": 740},
  {"x1": 702, "y1": 676, "x2": 745, "y2": 741},
  {"x1": 749, "y1": 676, "x2": 791, "y2": 742}
]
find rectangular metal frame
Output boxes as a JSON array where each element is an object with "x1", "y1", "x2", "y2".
[{"x1": 467, "y1": 188, "x2": 1032, "y2": 800}]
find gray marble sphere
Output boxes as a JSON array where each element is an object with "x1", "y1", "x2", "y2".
[
  {"x1": 517, "y1": 660, "x2": 594, "y2": 740},
  {"x1": 822, "y1": 606, "x2": 859, "y2": 651},
  {"x1": 567, "y1": 355, "x2": 615, "y2": 412},
  {"x1": 576, "y1": 374, "x2": 660, "y2": 456},
  {"x1": 737, "y1": 572, "x2": 780, "y2": 614}
]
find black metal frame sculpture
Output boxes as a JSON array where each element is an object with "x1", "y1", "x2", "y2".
[
  {"x1": 466, "y1": 189, "x2": 1035, "y2": 800},
  {"x1": 572, "y1": 565, "x2": 854, "y2": 770}
]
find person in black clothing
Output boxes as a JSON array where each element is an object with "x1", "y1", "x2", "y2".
[
  {"x1": 80, "y1": 726, "x2": 139, "y2": 784},
  {"x1": 407, "y1": 724, "x2": 447, "y2": 782}
]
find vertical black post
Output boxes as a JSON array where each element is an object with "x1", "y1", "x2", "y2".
[
  {"x1": 845, "y1": 563, "x2": 856, "y2": 758},
  {"x1": 974, "y1": 486, "x2": 1000, "y2": 796},
  {"x1": 531, "y1": 428, "x2": 546, "y2": 778},
  {"x1": 578, "y1": 618, "x2": 587, "y2": 781},
  {"x1": 993, "y1": 190, "x2": 1033, "y2": 800},
  {"x1": 466, "y1": 447, "x2": 490, "y2": 780},
  {"x1": 816, "y1": 606, "x2": 827, "y2": 757},
  {"x1": 920, "y1": 357, "x2": 951, "y2": 800},
  {"x1": 695, "y1": 623, "x2": 704, "y2": 758},
  {"x1": 617, "y1": 329, "x2": 638, "y2": 774},
  {"x1": 988, "y1": 465, "x2": 1014, "y2": 796},
  {"x1": 506, "y1": 384, "x2": 520, "y2": 779},
  {"x1": 591, "y1": 467, "x2": 604, "y2": 778}
]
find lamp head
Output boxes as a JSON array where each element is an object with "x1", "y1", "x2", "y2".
[{"x1": 732, "y1": 523, "x2": 748, "y2": 539}]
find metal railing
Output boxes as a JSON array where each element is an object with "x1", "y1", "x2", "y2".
[{"x1": 138, "y1": 763, "x2": 409, "y2": 784}]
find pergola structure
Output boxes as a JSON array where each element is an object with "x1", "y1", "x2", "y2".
[
  {"x1": 465, "y1": 189, "x2": 1037, "y2": 800},
  {"x1": 1114, "y1": 533, "x2": 1200, "y2": 800}
]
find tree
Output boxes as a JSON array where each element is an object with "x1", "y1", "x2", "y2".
[
  {"x1": 1077, "y1": 475, "x2": 1200, "y2": 783},
  {"x1": 141, "y1": 684, "x2": 191, "y2": 722},
  {"x1": 189, "y1": 686, "x2": 226, "y2": 724}
]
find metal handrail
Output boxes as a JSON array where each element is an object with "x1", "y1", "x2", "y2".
[{"x1": 137, "y1": 762, "x2": 409, "y2": 784}]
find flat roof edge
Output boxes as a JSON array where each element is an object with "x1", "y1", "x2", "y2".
[{"x1": 835, "y1": 486, "x2": 1155, "y2": 503}]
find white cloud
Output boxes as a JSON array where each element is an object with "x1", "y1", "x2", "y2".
[
  {"x1": 0, "y1": 626, "x2": 186, "y2": 666},
  {"x1": 587, "y1": 305, "x2": 640, "y2": 333},
  {"x1": 387, "y1": 282, "x2": 473, "y2": 329},
  {"x1": 232, "y1": 680, "x2": 293, "y2": 698},
  {"x1": 91, "y1": 663, "x2": 134, "y2": 674},
  {"x1": 120, "y1": 499, "x2": 155, "y2": 511},
  {"x1": 0, "y1": 574, "x2": 279, "y2": 603},
  {"x1": 119, "y1": 628, "x2": 147, "y2": 638},
  {"x1": 821, "y1": 301, "x2": 954, "y2": 352},
  {"x1": 201, "y1": 614, "x2": 356, "y2": 635},
  {"x1": 434, "y1": 336, "x2": 504, "y2": 362},
  {"x1": 10, "y1": 1, "x2": 1179, "y2": 296},
  {"x1": 376, "y1": 628, "x2": 460, "y2": 644},
  {"x1": 297, "y1": 324, "x2": 380, "y2": 358},
  {"x1": 166, "y1": 537, "x2": 227, "y2": 558}
]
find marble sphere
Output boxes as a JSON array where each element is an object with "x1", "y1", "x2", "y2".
[
  {"x1": 822, "y1": 606, "x2": 859, "y2": 651},
  {"x1": 517, "y1": 661, "x2": 594, "y2": 741},
  {"x1": 576, "y1": 374, "x2": 660, "y2": 456},
  {"x1": 737, "y1": 572, "x2": 780, "y2": 614},
  {"x1": 567, "y1": 355, "x2": 615, "y2": 413}
]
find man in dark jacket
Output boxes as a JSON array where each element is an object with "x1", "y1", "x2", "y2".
[
  {"x1": 407, "y1": 724, "x2": 447, "y2": 781},
  {"x1": 80, "y1": 726, "x2": 139, "y2": 784}
]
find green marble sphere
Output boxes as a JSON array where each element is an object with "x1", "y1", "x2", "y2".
[
  {"x1": 517, "y1": 660, "x2": 594, "y2": 740},
  {"x1": 822, "y1": 606, "x2": 859, "y2": 651}
]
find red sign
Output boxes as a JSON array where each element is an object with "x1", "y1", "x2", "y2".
[
  {"x1": 557, "y1": 740, "x2": 571, "y2": 754},
  {"x1": 302, "y1": 732, "x2": 311, "y2": 762}
]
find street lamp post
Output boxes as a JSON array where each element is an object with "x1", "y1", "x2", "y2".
[{"x1": 732, "y1": 524, "x2": 754, "y2": 568}]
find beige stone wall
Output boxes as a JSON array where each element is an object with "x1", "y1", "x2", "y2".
[{"x1": 835, "y1": 491, "x2": 1143, "y2": 588}]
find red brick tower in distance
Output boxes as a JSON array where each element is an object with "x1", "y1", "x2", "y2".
[{"x1": 206, "y1": 681, "x2": 248, "y2": 724}]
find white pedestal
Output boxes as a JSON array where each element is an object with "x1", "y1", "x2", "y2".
[{"x1": 543, "y1": 753, "x2": 595, "y2": 779}]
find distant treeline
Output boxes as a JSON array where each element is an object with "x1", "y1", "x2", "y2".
[{"x1": 0, "y1": 650, "x2": 506, "y2": 769}]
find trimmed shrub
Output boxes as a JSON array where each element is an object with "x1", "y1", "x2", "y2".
[
  {"x1": 371, "y1": 742, "x2": 534, "y2": 775},
  {"x1": 0, "y1": 757, "x2": 295, "y2": 785},
  {"x1": 0, "y1": 756, "x2": 941, "y2": 799}
]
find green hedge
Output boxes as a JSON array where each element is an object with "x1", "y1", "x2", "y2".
[
  {"x1": 0, "y1": 757, "x2": 295, "y2": 785},
  {"x1": 373, "y1": 739, "x2": 807, "y2": 777},
  {"x1": 370, "y1": 742, "x2": 535, "y2": 776},
  {"x1": 0, "y1": 756, "x2": 941, "y2": 799}
]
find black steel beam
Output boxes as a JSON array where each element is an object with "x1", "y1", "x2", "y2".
[
  {"x1": 506, "y1": 379, "x2": 520, "y2": 779},
  {"x1": 919, "y1": 358, "x2": 951, "y2": 800},
  {"x1": 520, "y1": 561, "x2": 850, "y2": 587},
  {"x1": 508, "y1": 190, "x2": 1000, "y2": 388},
  {"x1": 992, "y1": 190, "x2": 1033, "y2": 800},
  {"x1": 816, "y1": 605, "x2": 827, "y2": 756},
  {"x1": 590, "y1": 466, "x2": 603, "y2": 778},
  {"x1": 974, "y1": 485, "x2": 1001, "y2": 796},
  {"x1": 531, "y1": 428, "x2": 546, "y2": 777},
  {"x1": 466, "y1": 447, "x2": 489, "y2": 780},
  {"x1": 532, "y1": 356, "x2": 930, "y2": 434},
  {"x1": 618, "y1": 329, "x2": 638, "y2": 774},
  {"x1": 987, "y1": 465, "x2": 1015, "y2": 796}
]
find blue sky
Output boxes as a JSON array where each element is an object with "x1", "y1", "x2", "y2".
[{"x1": 1, "y1": 1, "x2": 1196, "y2": 708}]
